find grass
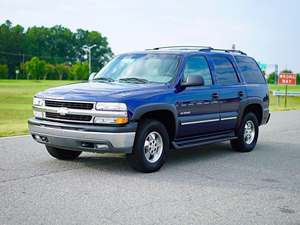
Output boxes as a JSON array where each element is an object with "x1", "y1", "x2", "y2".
[
  {"x1": 0, "y1": 80, "x2": 300, "y2": 137},
  {"x1": 0, "y1": 80, "x2": 77, "y2": 137},
  {"x1": 268, "y1": 84, "x2": 300, "y2": 111}
]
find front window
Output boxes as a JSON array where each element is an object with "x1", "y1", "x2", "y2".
[
  {"x1": 94, "y1": 53, "x2": 180, "y2": 84},
  {"x1": 183, "y1": 55, "x2": 212, "y2": 86}
]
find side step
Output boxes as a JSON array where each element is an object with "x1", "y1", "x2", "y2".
[{"x1": 172, "y1": 131, "x2": 237, "y2": 150}]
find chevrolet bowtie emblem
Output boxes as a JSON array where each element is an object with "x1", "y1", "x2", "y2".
[{"x1": 57, "y1": 107, "x2": 69, "y2": 116}]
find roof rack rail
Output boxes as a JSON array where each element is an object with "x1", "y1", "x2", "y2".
[
  {"x1": 147, "y1": 46, "x2": 213, "y2": 51},
  {"x1": 201, "y1": 48, "x2": 247, "y2": 55}
]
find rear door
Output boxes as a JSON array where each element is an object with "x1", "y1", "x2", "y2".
[
  {"x1": 210, "y1": 55, "x2": 246, "y2": 131},
  {"x1": 176, "y1": 55, "x2": 220, "y2": 138}
]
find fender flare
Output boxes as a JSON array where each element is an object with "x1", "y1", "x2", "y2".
[
  {"x1": 238, "y1": 97, "x2": 264, "y2": 127},
  {"x1": 131, "y1": 103, "x2": 179, "y2": 137}
]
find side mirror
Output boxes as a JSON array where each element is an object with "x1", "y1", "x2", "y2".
[
  {"x1": 182, "y1": 75, "x2": 205, "y2": 87},
  {"x1": 88, "y1": 72, "x2": 96, "y2": 82}
]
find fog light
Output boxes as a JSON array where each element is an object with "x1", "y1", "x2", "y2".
[
  {"x1": 33, "y1": 111, "x2": 44, "y2": 118},
  {"x1": 34, "y1": 135, "x2": 41, "y2": 142},
  {"x1": 96, "y1": 144, "x2": 109, "y2": 150},
  {"x1": 41, "y1": 136, "x2": 48, "y2": 142}
]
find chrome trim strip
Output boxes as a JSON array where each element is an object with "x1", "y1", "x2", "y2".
[
  {"x1": 44, "y1": 99, "x2": 96, "y2": 104},
  {"x1": 181, "y1": 116, "x2": 237, "y2": 125},
  {"x1": 220, "y1": 116, "x2": 237, "y2": 121},
  {"x1": 33, "y1": 106, "x2": 127, "y2": 117},
  {"x1": 29, "y1": 124, "x2": 135, "y2": 149},
  {"x1": 181, "y1": 118, "x2": 219, "y2": 125}
]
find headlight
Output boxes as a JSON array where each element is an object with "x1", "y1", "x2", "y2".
[
  {"x1": 95, "y1": 102, "x2": 127, "y2": 111},
  {"x1": 94, "y1": 102, "x2": 128, "y2": 124},
  {"x1": 33, "y1": 97, "x2": 44, "y2": 118},
  {"x1": 33, "y1": 97, "x2": 44, "y2": 106}
]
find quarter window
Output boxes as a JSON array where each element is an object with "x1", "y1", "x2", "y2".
[
  {"x1": 235, "y1": 56, "x2": 266, "y2": 84},
  {"x1": 183, "y1": 56, "x2": 212, "y2": 86},
  {"x1": 212, "y1": 56, "x2": 239, "y2": 86}
]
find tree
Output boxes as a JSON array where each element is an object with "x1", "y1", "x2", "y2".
[
  {"x1": 44, "y1": 63, "x2": 55, "y2": 80},
  {"x1": 267, "y1": 72, "x2": 275, "y2": 84},
  {"x1": 74, "y1": 29, "x2": 112, "y2": 72},
  {"x1": 297, "y1": 74, "x2": 300, "y2": 85},
  {"x1": 280, "y1": 69, "x2": 293, "y2": 74},
  {"x1": 70, "y1": 62, "x2": 89, "y2": 80},
  {"x1": 24, "y1": 57, "x2": 47, "y2": 80},
  {"x1": 0, "y1": 20, "x2": 25, "y2": 78},
  {"x1": 0, "y1": 21, "x2": 113, "y2": 80},
  {"x1": 55, "y1": 64, "x2": 70, "y2": 80},
  {"x1": 0, "y1": 64, "x2": 8, "y2": 79}
]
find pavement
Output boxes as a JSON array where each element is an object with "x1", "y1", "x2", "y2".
[{"x1": 0, "y1": 110, "x2": 300, "y2": 225}]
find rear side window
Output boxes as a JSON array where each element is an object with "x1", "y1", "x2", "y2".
[
  {"x1": 211, "y1": 56, "x2": 239, "y2": 86},
  {"x1": 183, "y1": 55, "x2": 212, "y2": 86},
  {"x1": 235, "y1": 56, "x2": 266, "y2": 84}
]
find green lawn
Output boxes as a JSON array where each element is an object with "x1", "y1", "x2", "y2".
[
  {"x1": 0, "y1": 80, "x2": 77, "y2": 137},
  {"x1": 268, "y1": 84, "x2": 300, "y2": 111},
  {"x1": 0, "y1": 80, "x2": 300, "y2": 137}
]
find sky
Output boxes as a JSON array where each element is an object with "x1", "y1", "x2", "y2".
[{"x1": 0, "y1": 0, "x2": 299, "y2": 72}]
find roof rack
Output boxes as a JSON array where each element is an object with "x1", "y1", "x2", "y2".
[
  {"x1": 200, "y1": 48, "x2": 247, "y2": 55},
  {"x1": 147, "y1": 46, "x2": 247, "y2": 55},
  {"x1": 147, "y1": 46, "x2": 213, "y2": 51}
]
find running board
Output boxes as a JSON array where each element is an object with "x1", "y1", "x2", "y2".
[{"x1": 172, "y1": 132, "x2": 237, "y2": 150}]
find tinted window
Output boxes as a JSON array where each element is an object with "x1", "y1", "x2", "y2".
[
  {"x1": 235, "y1": 56, "x2": 266, "y2": 84},
  {"x1": 212, "y1": 56, "x2": 239, "y2": 85},
  {"x1": 184, "y1": 56, "x2": 212, "y2": 86}
]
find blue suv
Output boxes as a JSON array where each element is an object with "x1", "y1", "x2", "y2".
[{"x1": 28, "y1": 46, "x2": 270, "y2": 172}]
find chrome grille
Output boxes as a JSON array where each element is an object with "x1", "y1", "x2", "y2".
[
  {"x1": 45, "y1": 112, "x2": 92, "y2": 122},
  {"x1": 45, "y1": 100, "x2": 94, "y2": 110}
]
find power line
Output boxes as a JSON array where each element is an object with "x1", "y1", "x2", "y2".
[
  {"x1": 0, "y1": 50, "x2": 80, "y2": 61},
  {"x1": 0, "y1": 50, "x2": 107, "y2": 63}
]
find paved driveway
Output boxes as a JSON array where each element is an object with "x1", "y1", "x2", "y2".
[{"x1": 1, "y1": 110, "x2": 300, "y2": 225}]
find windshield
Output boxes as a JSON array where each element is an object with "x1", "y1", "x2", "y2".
[{"x1": 94, "y1": 53, "x2": 180, "y2": 84}]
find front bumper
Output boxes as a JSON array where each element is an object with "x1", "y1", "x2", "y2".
[
  {"x1": 28, "y1": 118, "x2": 137, "y2": 153},
  {"x1": 262, "y1": 108, "x2": 271, "y2": 125}
]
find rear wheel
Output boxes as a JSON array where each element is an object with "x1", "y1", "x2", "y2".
[
  {"x1": 127, "y1": 119, "x2": 169, "y2": 173},
  {"x1": 46, "y1": 146, "x2": 82, "y2": 160},
  {"x1": 230, "y1": 112, "x2": 259, "y2": 152}
]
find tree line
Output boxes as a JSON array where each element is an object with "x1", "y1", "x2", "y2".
[
  {"x1": 267, "y1": 70, "x2": 300, "y2": 85},
  {"x1": 0, "y1": 20, "x2": 113, "y2": 80}
]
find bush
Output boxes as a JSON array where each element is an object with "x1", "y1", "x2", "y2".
[
  {"x1": 268, "y1": 72, "x2": 275, "y2": 84},
  {"x1": 70, "y1": 62, "x2": 89, "y2": 80},
  {"x1": 0, "y1": 64, "x2": 9, "y2": 79},
  {"x1": 24, "y1": 57, "x2": 47, "y2": 80}
]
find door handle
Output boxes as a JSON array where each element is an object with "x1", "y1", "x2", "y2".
[
  {"x1": 239, "y1": 91, "x2": 244, "y2": 97},
  {"x1": 212, "y1": 93, "x2": 219, "y2": 100}
]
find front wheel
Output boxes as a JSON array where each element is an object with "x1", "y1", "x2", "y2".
[
  {"x1": 230, "y1": 112, "x2": 259, "y2": 152},
  {"x1": 127, "y1": 119, "x2": 169, "y2": 173},
  {"x1": 46, "y1": 146, "x2": 82, "y2": 160}
]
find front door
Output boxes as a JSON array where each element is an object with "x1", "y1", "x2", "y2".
[{"x1": 176, "y1": 55, "x2": 220, "y2": 138}]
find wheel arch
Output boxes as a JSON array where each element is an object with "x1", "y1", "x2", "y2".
[
  {"x1": 239, "y1": 98, "x2": 264, "y2": 126},
  {"x1": 131, "y1": 104, "x2": 178, "y2": 141}
]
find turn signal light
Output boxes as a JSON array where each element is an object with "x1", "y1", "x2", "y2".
[{"x1": 114, "y1": 117, "x2": 128, "y2": 124}]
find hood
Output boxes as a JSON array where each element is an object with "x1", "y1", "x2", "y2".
[{"x1": 36, "y1": 81, "x2": 169, "y2": 102}]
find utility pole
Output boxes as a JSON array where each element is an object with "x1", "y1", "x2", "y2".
[
  {"x1": 275, "y1": 64, "x2": 279, "y2": 84},
  {"x1": 22, "y1": 53, "x2": 25, "y2": 78},
  {"x1": 82, "y1": 44, "x2": 97, "y2": 74}
]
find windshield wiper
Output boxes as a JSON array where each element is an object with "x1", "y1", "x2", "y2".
[
  {"x1": 118, "y1": 77, "x2": 149, "y2": 84},
  {"x1": 93, "y1": 77, "x2": 115, "y2": 82}
]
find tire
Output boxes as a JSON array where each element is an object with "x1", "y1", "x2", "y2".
[
  {"x1": 230, "y1": 112, "x2": 259, "y2": 152},
  {"x1": 46, "y1": 146, "x2": 82, "y2": 160},
  {"x1": 127, "y1": 119, "x2": 169, "y2": 173}
]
